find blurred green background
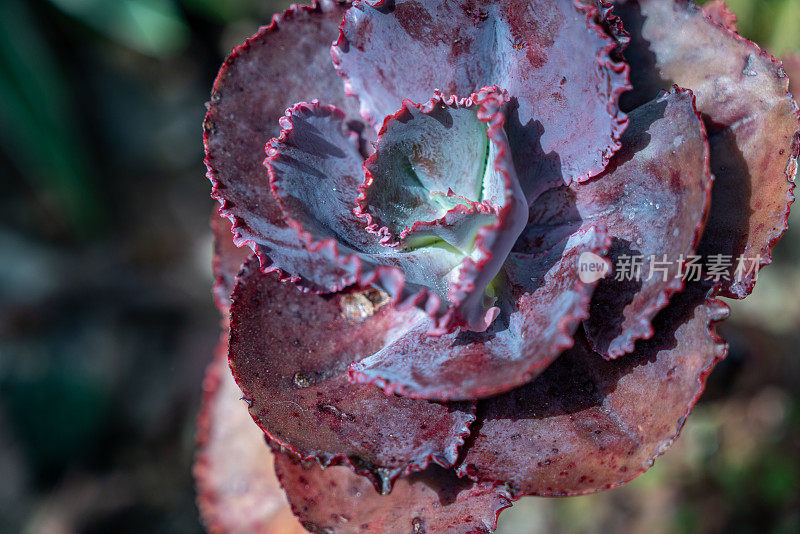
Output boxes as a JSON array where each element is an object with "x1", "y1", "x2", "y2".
[{"x1": 0, "y1": 0, "x2": 797, "y2": 533}]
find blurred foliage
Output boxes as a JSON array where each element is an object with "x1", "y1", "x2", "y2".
[
  {"x1": 0, "y1": 0, "x2": 798, "y2": 533},
  {"x1": 711, "y1": 0, "x2": 800, "y2": 54},
  {"x1": 47, "y1": 0, "x2": 191, "y2": 58},
  {"x1": 0, "y1": 0, "x2": 104, "y2": 239}
]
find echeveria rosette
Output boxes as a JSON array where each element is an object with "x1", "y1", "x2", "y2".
[
  {"x1": 198, "y1": 0, "x2": 799, "y2": 532},
  {"x1": 265, "y1": 87, "x2": 529, "y2": 335}
]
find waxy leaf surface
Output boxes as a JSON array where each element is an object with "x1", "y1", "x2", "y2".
[
  {"x1": 334, "y1": 0, "x2": 630, "y2": 189},
  {"x1": 205, "y1": 0, "x2": 362, "y2": 291},
  {"x1": 228, "y1": 257, "x2": 476, "y2": 493},
  {"x1": 458, "y1": 283, "x2": 728, "y2": 496},
  {"x1": 350, "y1": 226, "x2": 611, "y2": 400},
  {"x1": 266, "y1": 88, "x2": 528, "y2": 334},
  {"x1": 517, "y1": 89, "x2": 713, "y2": 358},
  {"x1": 275, "y1": 455, "x2": 511, "y2": 534},
  {"x1": 617, "y1": 0, "x2": 799, "y2": 298}
]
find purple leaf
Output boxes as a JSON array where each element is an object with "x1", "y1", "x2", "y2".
[
  {"x1": 457, "y1": 282, "x2": 729, "y2": 496},
  {"x1": 349, "y1": 225, "x2": 611, "y2": 401},
  {"x1": 195, "y1": 332, "x2": 306, "y2": 534},
  {"x1": 333, "y1": 0, "x2": 630, "y2": 187},
  {"x1": 616, "y1": 0, "x2": 799, "y2": 298},
  {"x1": 274, "y1": 453, "x2": 511, "y2": 534},
  {"x1": 205, "y1": 0, "x2": 364, "y2": 292},
  {"x1": 265, "y1": 88, "x2": 529, "y2": 334},
  {"x1": 524, "y1": 89, "x2": 713, "y2": 359},
  {"x1": 228, "y1": 256, "x2": 476, "y2": 493},
  {"x1": 266, "y1": 101, "x2": 379, "y2": 292},
  {"x1": 211, "y1": 207, "x2": 251, "y2": 313}
]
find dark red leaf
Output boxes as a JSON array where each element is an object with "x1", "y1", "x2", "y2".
[
  {"x1": 211, "y1": 207, "x2": 251, "y2": 312},
  {"x1": 205, "y1": 0, "x2": 364, "y2": 292},
  {"x1": 518, "y1": 89, "x2": 712, "y2": 358},
  {"x1": 333, "y1": 0, "x2": 630, "y2": 190},
  {"x1": 229, "y1": 257, "x2": 476, "y2": 493},
  {"x1": 457, "y1": 282, "x2": 729, "y2": 496},
  {"x1": 562, "y1": 89, "x2": 711, "y2": 358},
  {"x1": 274, "y1": 453, "x2": 511, "y2": 534},
  {"x1": 349, "y1": 225, "x2": 611, "y2": 401},
  {"x1": 194, "y1": 332, "x2": 306, "y2": 534},
  {"x1": 617, "y1": 0, "x2": 799, "y2": 298}
]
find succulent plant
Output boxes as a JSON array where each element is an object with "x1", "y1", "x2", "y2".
[{"x1": 197, "y1": 0, "x2": 799, "y2": 532}]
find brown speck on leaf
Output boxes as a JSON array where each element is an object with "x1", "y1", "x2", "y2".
[
  {"x1": 203, "y1": 116, "x2": 217, "y2": 135},
  {"x1": 340, "y1": 288, "x2": 390, "y2": 321},
  {"x1": 293, "y1": 372, "x2": 314, "y2": 388}
]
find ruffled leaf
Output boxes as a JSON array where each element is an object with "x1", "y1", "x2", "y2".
[
  {"x1": 205, "y1": 0, "x2": 364, "y2": 292},
  {"x1": 228, "y1": 257, "x2": 476, "y2": 493},
  {"x1": 358, "y1": 88, "x2": 529, "y2": 332},
  {"x1": 266, "y1": 101, "x2": 380, "y2": 291},
  {"x1": 265, "y1": 88, "x2": 528, "y2": 334},
  {"x1": 617, "y1": 0, "x2": 799, "y2": 298},
  {"x1": 358, "y1": 89, "x2": 515, "y2": 242},
  {"x1": 456, "y1": 283, "x2": 729, "y2": 496},
  {"x1": 211, "y1": 207, "x2": 251, "y2": 312},
  {"x1": 349, "y1": 225, "x2": 611, "y2": 401},
  {"x1": 518, "y1": 89, "x2": 713, "y2": 359},
  {"x1": 274, "y1": 453, "x2": 511, "y2": 534},
  {"x1": 333, "y1": 0, "x2": 630, "y2": 189},
  {"x1": 194, "y1": 332, "x2": 306, "y2": 534}
]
